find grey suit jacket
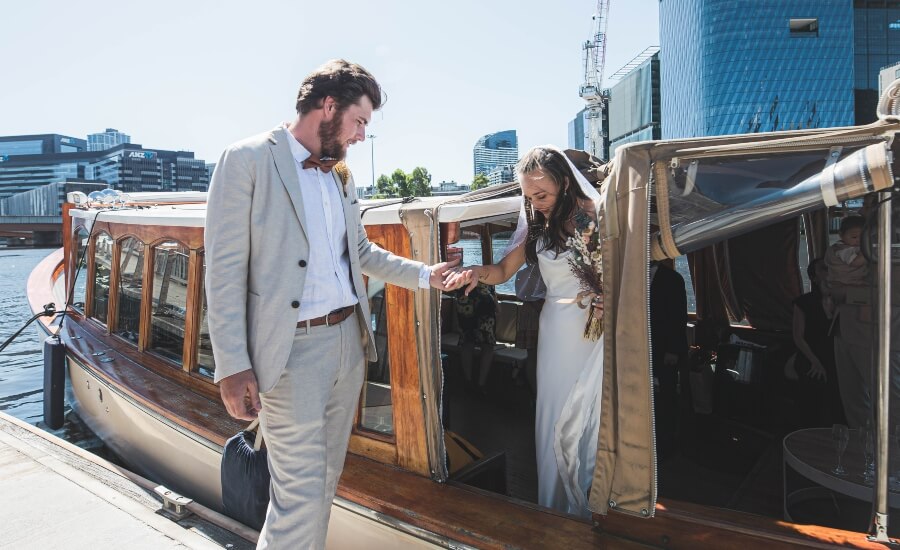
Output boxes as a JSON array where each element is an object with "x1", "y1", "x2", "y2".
[{"x1": 205, "y1": 127, "x2": 424, "y2": 393}]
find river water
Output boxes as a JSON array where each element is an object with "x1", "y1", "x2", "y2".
[{"x1": 0, "y1": 247, "x2": 104, "y2": 449}]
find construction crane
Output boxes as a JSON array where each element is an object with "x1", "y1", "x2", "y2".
[{"x1": 579, "y1": 0, "x2": 611, "y2": 161}]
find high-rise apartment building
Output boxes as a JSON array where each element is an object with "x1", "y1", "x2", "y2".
[
  {"x1": 88, "y1": 128, "x2": 131, "y2": 151},
  {"x1": 660, "y1": 0, "x2": 855, "y2": 139},
  {"x1": 473, "y1": 130, "x2": 518, "y2": 177}
]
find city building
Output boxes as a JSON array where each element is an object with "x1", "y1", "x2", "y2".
[
  {"x1": 473, "y1": 130, "x2": 518, "y2": 177},
  {"x1": 881, "y1": 60, "x2": 900, "y2": 94},
  {"x1": 486, "y1": 165, "x2": 516, "y2": 186},
  {"x1": 0, "y1": 134, "x2": 209, "y2": 200},
  {"x1": 855, "y1": 1, "x2": 900, "y2": 123},
  {"x1": 660, "y1": 0, "x2": 855, "y2": 139},
  {"x1": 606, "y1": 47, "x2": 661, "y2": 158},
  {"x1": 87, "y1": 128, "x2": 131, "y2": 151},
  {"x1": 0, "y1": 134, "x2": 86, "y2": 157},
  {"x1": 568, "y1": 108, "x2": 588, "y2": 151},
  {"x1": 432, "y1": 180, "x2": 471, "y2": 196},
  {"x1": 0, "y1": 180, "x2": 107, "y2": 216}
]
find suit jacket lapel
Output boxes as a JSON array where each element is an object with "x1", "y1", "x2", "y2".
[
  {"x1": 332, "y1": 172, "x2": 358, "y2": 264},
  {"x1": 268, "y1": 128, "x2": 309, "y2": 240}
]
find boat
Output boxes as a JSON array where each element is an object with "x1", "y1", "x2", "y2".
[{"x1": 26, "y1": 82, "x2": 900, "y2": 547}]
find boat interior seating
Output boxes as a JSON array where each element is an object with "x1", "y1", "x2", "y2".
[{"x1": 440, "y1": 297, "x2": 528, "y2": 372}]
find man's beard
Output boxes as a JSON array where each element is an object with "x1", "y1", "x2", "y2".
[{"x1": 318, "y1": 116, "x2": 346, "y2": 160}]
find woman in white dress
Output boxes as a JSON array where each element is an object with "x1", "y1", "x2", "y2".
[{"x1": 446, "y1": 146, "x2": 604, "y2": 517}]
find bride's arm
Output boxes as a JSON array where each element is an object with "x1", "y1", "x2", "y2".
[{"x1": 447, "y1": 242, "x2": 526, "y2": 295}]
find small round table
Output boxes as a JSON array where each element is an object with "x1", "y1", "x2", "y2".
[{"x1": 783, "y1": 428, "x2": 900, "y2": 522}]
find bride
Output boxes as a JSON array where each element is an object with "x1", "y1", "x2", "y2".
[{"x1": 447, "y1": 145, "x2": 604, "y2": 517}]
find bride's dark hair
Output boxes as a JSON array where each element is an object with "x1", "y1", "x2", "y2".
[{"x1": 517, "y1": 147, "x2": 590, "y2": 265}]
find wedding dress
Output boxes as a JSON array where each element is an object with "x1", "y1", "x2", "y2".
[{"x1": 535, "y1": 244, "x2": 604, "y2": 517}]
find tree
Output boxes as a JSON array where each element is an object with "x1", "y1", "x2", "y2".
[
  {"x1": 375, "y1": 174, "x2": 397, "y2": 198},
  {"x1": 408, "y1": 167, "x2": 432, "y2": 197},
  {"x1": 471, "y1": 173, "x2": 490, "y2": 191},
  {"x1": 392, "y1": 169, "x2": 412, "y2": 198}
]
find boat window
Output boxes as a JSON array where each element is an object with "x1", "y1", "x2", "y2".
[
  {"x1": 90, "y1": 232, "x2": 113, "y2": 324},
  {"x1": 72, "y1": 227, "x2": 89, "y2": 312},
  {"x1": 359, "y1": 276, "x2": 393, "y2": 435},
  {"x1": 490, "y1": 228, "x2": 518, "y2": 296},
  {"x1": 196, "y1": 254, "x2": 215, "y2": 378},
  {"x1": 148, "y1": 240, "x2": 189, "y2": 364},
  {"x1": 115, "y1": 237, "x2": 144, "y2": 344}
]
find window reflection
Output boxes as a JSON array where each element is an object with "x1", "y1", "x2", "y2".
[
  {"x1": 359, "y1": 277, "x2": 393, "y2": 435},
  {"x1": 72, "y1": 227, "x2": 89, "y2": 312},
  {"x1": 149, "y1": 241, "x2": 188, "y2": 364},
  {"x1": 91, "y1": 233, "x2": 113, "y2": 324},
  {"x1": 196, "y1": 255, "x2": 215, "y2": 378},
  {"x1": 115, "y1": 237, "x2": 144, "y2": 344}
]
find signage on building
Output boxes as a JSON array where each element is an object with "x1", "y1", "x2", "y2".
[
  {"x1": 127, "y1": 151, "x2": 157, "y2": 160},
  {"x1": 61, "y1": 137, "x2": 73, "y2": 144}
]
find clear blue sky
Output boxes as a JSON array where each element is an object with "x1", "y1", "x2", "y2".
[{"x1": 2, "y1": 0, "x2": 659, "y2": 188}]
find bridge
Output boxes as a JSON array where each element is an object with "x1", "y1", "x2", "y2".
[{"x1": 0, "y1": 215, "x2": 62, "y2": 246}]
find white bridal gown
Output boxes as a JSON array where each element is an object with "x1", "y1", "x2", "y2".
[{"x1": 535, "y1": 245, "x2": 605, "y2": 517}]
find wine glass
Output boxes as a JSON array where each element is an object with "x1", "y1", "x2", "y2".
[
  {"x1": 832, "y1": 424, "x2": 849, "y2": 476},
  {"x1": 863, "y1": 423, "x2": 876, "y2": 484}
]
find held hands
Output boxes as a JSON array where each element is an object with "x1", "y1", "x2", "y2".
[
  {"x1": 428, "y1": 257, "x2": 464, "y2": 291},
  {"x1": 219, "y1": 369, "x2": 262, "y2": 421},
  {"x1": 442, "y1": 265, "x2": 482, "y2": 295}
]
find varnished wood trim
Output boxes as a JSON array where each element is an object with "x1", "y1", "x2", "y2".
[
  {"x1": 107, "y1": 236, "x2": 121, "y2": 334},
  {"x1": 138, "y1": 238, "x2": 154, "y2": 352},
  {"x1": 594, "y1": 498, "x2": 883, "y2": 549},
  {"x1": 348, "y1": 434, "x2": 397, "y2": 465},
  {"x1": 182, "y1": 248, "x2": 202, "y2": 373},
  {"x1": 70, "y1": 315, "x2": 220, "y2": 402},
  {"x1": 376, "y1": 224, "x2": 430, "y2": 475},
  {"x1": 84, "y1": 230, "x2": 97, "y2": 319},
  {"x1": 62, "y1": 203, "x2": 73, "y2": 299}
]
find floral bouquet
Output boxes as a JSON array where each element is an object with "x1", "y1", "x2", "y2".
[{"x1": 566, "y1": 211, "x2": 604, "y2": 341}]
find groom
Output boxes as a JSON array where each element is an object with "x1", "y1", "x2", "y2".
[{"x1": 205, "y1": 59, "x2": 459, "y2": 548}]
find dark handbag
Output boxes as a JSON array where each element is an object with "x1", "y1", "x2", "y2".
[{"x1": 221, "y1": 418, "x2": 270, "y2": 530}]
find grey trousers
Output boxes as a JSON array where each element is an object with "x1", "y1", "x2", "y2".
[{"x1": 257, "y1": 313, "x2": 366, "y2": 550}]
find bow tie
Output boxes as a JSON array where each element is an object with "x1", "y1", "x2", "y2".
[{"x1": 302, "y1": 156, "x2": 339, "y2": 173}]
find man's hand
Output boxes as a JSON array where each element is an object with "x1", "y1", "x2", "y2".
[
  {"x1": 428, "y1": 258, "x2": 462, "y2": 291},
  {"x1": 219, "y1": 369, "x2": 262, "y2": 421},
  {"x1": 807, "y1": 359, "x2": 828, "y2": 382}
]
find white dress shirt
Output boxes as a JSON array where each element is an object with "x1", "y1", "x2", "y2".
[{"x1": 284, "y1": 129, "x2": 432, "y2": 323}]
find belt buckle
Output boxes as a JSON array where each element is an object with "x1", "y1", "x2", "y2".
[{"x1": 325, "y1": 311, "x2": 333, "y2": 327}]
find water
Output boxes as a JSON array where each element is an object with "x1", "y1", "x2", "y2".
[{"x1": 0, "y1": 247, "x2": 104, "y2": 449}]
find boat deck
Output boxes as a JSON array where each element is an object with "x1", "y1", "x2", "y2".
[{"x1": 0, "y1": 411, "x2": 252, "y2": 550}]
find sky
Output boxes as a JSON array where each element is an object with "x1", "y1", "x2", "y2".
[{"x1": 1, "y1": 0, "x2": 659, "y2": 189}]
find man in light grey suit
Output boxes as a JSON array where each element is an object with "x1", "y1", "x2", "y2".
[{"x1": 205, "y1": 59, "x2": 459, "y2": 549}]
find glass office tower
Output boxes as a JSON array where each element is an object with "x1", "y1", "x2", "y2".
[
  {"x1": 854, "y1": 0, "x2": 900, "y2": 123},
  {"x1": 660, "y1": 0, "x2": 854, "y2": 138}
]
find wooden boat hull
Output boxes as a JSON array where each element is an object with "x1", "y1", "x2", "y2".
[{"x1": 65, "y1": 350, "x2": 447, "y2": 548}]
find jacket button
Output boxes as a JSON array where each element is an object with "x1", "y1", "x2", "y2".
[
  {"x1": 298, "y1": 260, "x2": 307, "y2": 268},
  {"x1": 291, "y1": 300, "x2": 300, "y2": 308}
]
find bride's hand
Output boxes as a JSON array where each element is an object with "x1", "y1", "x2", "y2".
[
  {"x1": 443, "y1": 265, "x2": 482, "y2": 295},
  {"x1": 442, "y1": 265, "x2": 473, "y2": 291}
]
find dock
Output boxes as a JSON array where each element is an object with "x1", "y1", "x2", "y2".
[{"x1": 0, "y1": 411, "x2": 254, "y2": 549}]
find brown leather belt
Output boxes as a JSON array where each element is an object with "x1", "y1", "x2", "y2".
[{"x1": 297, "y1": 305, "x2": 355, "y2": 328}]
